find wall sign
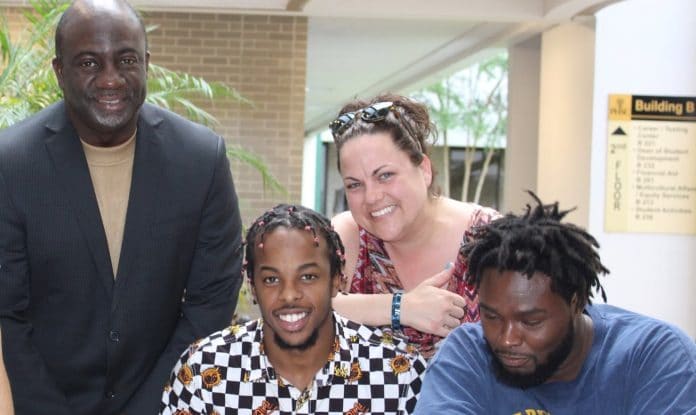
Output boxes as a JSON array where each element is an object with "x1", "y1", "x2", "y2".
[{"x1": 605, "y1": 94, "x2": 696, "y2": 234}]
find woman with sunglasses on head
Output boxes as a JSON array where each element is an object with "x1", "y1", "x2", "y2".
[{"x1": 330, "y1": 93, "x2": 499, "y2": 359}]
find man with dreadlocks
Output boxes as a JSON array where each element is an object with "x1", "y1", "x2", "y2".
[
  {"x1": 415, "y1": 193, "x2": 696, "y2": 414},
  {"x1": 161, "y1": 204, "x2": 427, "y2": 415}
]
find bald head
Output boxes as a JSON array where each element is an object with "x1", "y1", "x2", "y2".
[{"x1": 55, "y1": 0, "x2": 147, "y2": 60}]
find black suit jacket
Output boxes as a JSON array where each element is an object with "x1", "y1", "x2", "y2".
[{"x1": 0, "y1": 102, "x2": 243, "y2": 414}]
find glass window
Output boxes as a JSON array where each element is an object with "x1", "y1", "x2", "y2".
[{"x1": 449, "y1": 147, "x2": 504, "y2": 209}]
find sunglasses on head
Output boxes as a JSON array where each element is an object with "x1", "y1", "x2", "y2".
[
  {"x1": 329, "y1": 101, "x2": 423, "y2": 152},
  {"x1": 329, "y1": 101, "x2": 395, "y2": 138}
]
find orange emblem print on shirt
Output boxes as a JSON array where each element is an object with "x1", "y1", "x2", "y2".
[
  {"x1": 328, "y1": 338, "x2": 340, "y2": 361},
  {"x1": 201, "y1": 367, "x2": 222, "y2": 389},
  {"x1": 345, "y1": 402, "x2": 369, "y2": 415},
  {"x1": 252, "y1": 400, "x2": 278, "y2": 415},
  {"x1": 390, "y1": 355, "x2": 410, "y2": 374},
  {"x1": 348, "y1": 362, "x2": 363, "y2": 383},
  {"x1": 177, "y1": 364, "x2": 194, "y2": 386},
  {"x1": 173, "y1": 410, "x2": 192, "y2": 415},
  {"x1": 334, "y1": 365, "x2": 349, "y2": 378}
]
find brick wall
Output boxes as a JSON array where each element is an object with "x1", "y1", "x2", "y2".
[
  {"x1": 3, "y1": 8, "x2": 22, "y2": 33},
  {"x1": 2, "y1": 7, "x2": 308, "y2": 225}
]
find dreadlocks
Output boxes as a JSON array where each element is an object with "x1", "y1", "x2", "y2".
[
  {"x1": 244, "y1": 204, "x2": 346, "y2": 284},
  {"x1": 461, "y1": 192, "x2": 608, "y2": 306}
]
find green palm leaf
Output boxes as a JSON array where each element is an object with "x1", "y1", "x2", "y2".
[{"x1": 227, "y1": 145, "x2": 287, "y2": 196}]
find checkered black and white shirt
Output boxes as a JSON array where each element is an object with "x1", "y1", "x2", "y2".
[{"x1": 160, "y1": 312, "x2": 426, "y2": 415}]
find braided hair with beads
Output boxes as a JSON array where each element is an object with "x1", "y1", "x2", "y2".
[
  {"x1": 244, "y1": 204, "x2": 346, "y2": 284},
  {"x1": 461, "y1": 191, "x2": 609, "y2": 307}
]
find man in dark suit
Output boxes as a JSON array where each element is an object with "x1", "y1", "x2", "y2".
[{"x1": 0, "y1": 0, "x2": 243, "y2": 413}]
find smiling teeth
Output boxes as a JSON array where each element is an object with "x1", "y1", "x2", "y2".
[
  {"x1": 279, "y1": 312, "x2": 306, "y2": 323},
  {"x1": 371, "y1": 205, "x2": 394, "y2": 217}
]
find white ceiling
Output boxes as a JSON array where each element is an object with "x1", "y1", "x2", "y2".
[
  {"x1": 302, "y1": 0, "x2": 617, "y2": 134},
  {"x1": 2, "y1": 0, "x2": 618, "y2": 134}
]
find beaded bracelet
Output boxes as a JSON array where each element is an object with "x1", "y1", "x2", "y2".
[{"x1": 391, "y1": 292, "x2": 403, "y2": 331}]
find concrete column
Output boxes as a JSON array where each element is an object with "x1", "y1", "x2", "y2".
[
  {"x1": 536, "y1": 21, "x2": 596, "y2": 227},
  {"x1": 503, "y1": 35, "x2": 541, "y2": 214}
]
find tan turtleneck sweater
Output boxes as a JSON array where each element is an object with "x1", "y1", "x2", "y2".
[{"x1": 81, "y1": 133, "x2": 136, "y2": 278}]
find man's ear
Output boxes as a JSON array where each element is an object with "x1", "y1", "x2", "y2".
[
  {"x1": 331, "y1": 273, "x2": 341, "y2": 298},
  {"x1": 570, "y1": 293, "x2": 584, "y2": 314},
  {"x1": 250, "y1": 281, "x2": 258, "y2": 305},
  {"x1": 52, "y1": 57, "x2": 64, "y2": 88}
]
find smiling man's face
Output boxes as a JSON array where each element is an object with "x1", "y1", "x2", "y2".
[
  {"x1": 53, "y1": 3, "x2": 148, "y2": 146},
  {"x1": 251, "y1": 227, "x2": 339, "y2": 353}
]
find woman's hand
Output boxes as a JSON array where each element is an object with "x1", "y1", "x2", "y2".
[{"x1": 400, "y1": 266, "x2": 467, "y2": 337}]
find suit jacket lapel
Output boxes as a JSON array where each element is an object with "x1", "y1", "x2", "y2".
[
  {"x1": 112, "y1": 108, "x2": 163, "y2": 311},
  {"x1": 44, "y1": 104, "x2": 115, "y2": 298}
]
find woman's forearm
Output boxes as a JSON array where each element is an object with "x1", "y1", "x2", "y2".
[{"x1": 332, "y1": 293, "x2": 393, "y2": 326}]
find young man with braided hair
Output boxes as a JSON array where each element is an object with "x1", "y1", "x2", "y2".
[
  {"x1": 162, "y1": 204, "x2": 427, "y2": 414},
  {"x1": 415, "y1": 193, "x2": 696, "y2": 414}
]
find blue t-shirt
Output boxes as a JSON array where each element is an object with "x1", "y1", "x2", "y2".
[{"x1": 414, "y1": 304, "x2": 696, "y2": 414}]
